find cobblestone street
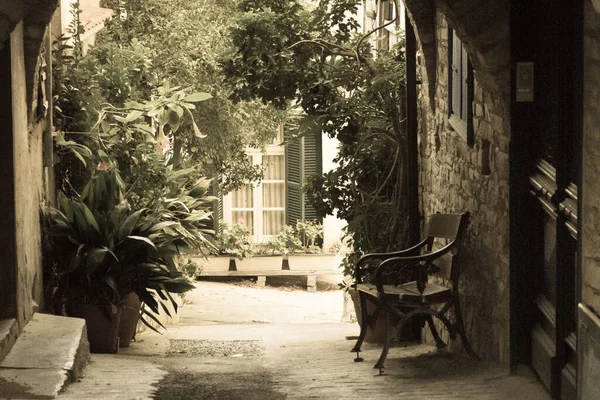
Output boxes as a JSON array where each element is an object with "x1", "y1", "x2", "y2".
[{"x1": 58, "y1": 280, "x2": 551, "y2": 400}]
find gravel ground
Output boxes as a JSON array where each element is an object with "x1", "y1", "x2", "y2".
[{"x1": 166, "y1": 339, "x2": 265, "y2": 358}]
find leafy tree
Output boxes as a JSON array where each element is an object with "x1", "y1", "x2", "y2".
[
  {"x1": 98, "y1": 0, "x2": 284, "y2": 192},
  {"x1": 222, "y1": 0, "x2": 415, "y2": 273}
]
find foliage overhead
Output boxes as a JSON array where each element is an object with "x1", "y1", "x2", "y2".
[
  {"x1": 55, "y1": 0, "x2": 284, "y2": 195},
  {"x1": 222, "y1": 0, "x2": 413, "y2": 277},
  {"x1": 95, "y1": 0, "x2": 284, "y2": 192}
]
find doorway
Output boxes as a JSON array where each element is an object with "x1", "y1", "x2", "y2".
[
  {"x1": 0, "y1": 39, "x2": 16, "y2": 320},
  {"x1": 510, "y1": 1, "x2": 583, "y2": 398}
]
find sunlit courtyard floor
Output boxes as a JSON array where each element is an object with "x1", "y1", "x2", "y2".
[{"x1": 58, "y1": 280, "x2": 550, "y2": 400}]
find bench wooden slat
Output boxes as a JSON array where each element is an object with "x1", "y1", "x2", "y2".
[{"x1": 356, "y1": 281, "x2": 451, "y2": 305}]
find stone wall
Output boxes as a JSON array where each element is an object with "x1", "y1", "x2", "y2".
[
  {"x1": 414, "y1": 10, "x2": 510, "y2": 363},
  {"x1": 582, "y1": 0, "x2": 600, "y2": 321},
  {"x1": 0, "y1": 0, "x2": 56, "y2": 361},
  {"x1": 578, "y1": 3, "x2": 600, "y2": 397},
  {"x1": 9, "y1": 22, "x2": 47, "y2": 328}
]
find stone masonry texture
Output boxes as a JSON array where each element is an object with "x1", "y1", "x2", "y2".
[
  {"x1": 583, "y1": 0, "x2": 600, "y2": 315},
  {"x1": 1, "y1": 0, "x2": 57, "y2": 352},
  {"x1": 409, "y1": 5, "x2": 511, "y2": 364}
]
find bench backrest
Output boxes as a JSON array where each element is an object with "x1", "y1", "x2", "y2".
[{"x1": 425, "y1": 212, "x2": 470, "y2": 281}]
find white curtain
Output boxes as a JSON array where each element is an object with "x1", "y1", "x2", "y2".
[
  {"x1": 232, "y1": 185, "x2": 254, "y2": 233},
  {"x1": 262, "y1": 155, "x2": 285, "y2": 235}
]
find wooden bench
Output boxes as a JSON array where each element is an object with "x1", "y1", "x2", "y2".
[
  {"x1": 198, "y1": 269, "x2": 342, "y2": 292},
  {"x1": 351, "y1": 212, "x2": 478, "y2": 371}
]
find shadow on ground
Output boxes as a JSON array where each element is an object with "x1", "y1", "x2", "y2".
[{"x1": 153, "y1": 370, "x2": 285, "y2": 400}]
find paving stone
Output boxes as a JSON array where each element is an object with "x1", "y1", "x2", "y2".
[{"x1": 56, "y1": 282, "x2": 549, "y2": 400}]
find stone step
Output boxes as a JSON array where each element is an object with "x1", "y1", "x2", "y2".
[
  {"x1": 0, "y1": 313, "x2": 89, "y2": 399},
  {"x1": 0, "y1": 318, "x2": 18, "y2": 362}
]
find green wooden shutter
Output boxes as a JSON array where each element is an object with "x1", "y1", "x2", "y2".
[
  {"x1": 451, "y1": 30, "x2": 462, "y2": 118},
  {"x1": 286, "y1": 133, "x2": 303, "y2": 225},
  {"x1": 301, "y1": 125, "x2": 322, "y2": 221},
  {"x1": 461, "y1": 45, "x2": 469, "y2": 121},
  {"x1": 285, "y1": 116, "x2": 323, "y2": 225},
  {"x1": 211, "y1": 180, "x2": 224, "y2": 233}
]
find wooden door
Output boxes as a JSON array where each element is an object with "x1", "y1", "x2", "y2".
[
  {"x1": 510, "y1": 1, "x2": 582, "y2": 398},
  {"x1": 528, "y1": 161, "x2": 578, "y2": 399}
]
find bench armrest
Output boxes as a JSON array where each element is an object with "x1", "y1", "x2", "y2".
[
  {"x1": 353, "y1": 238, "x2": 429, "y2": 283},
  {"x1": 373, "y1": 239, "x2": 457, "y2": 296}
]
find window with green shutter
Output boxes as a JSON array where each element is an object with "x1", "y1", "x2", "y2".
[{"x1": 448, "y1": 27, "x2": 474, "y2": 147}]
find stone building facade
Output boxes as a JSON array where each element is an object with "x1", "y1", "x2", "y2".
[
  {"x1": 581, "y1": 2, "x2": 600, "y2": 398},
  {"x1": 582, "y1": 0, "x2": 600, "y2": 332},
  {"x1": 401, "y1": 0, "x2": 599, "y2": 398},
  {"x1": 0, "y1": 0, "x2": 57, "y2": 360},
  {"x1": 416, "y1": 10, "x2": 510, "y2": 363}
]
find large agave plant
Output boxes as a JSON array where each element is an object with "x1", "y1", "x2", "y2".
[{"x1": 43, "y1": 168, "x2": 213, "y2": 331}]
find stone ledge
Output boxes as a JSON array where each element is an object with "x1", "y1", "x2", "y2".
[
  {"x1": 0, "y1": 313, "x2": 89, "y2": 398},
  {"x1": 0, "y1": 318, "x2": 18, "y2": 363}
]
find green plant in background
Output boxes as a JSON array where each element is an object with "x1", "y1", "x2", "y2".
[
  {"x1": 263, "y1": 221, "x2": 325, "y2": 255},
  {"x1": 213, "y1": 221, "x2": 254, "y2": 260},
  {"x1": 96, "y1": 0, "x2": 284, "y2": 194},
  {"x1": 263, "y1": 225, "x2": 299, "y2": 255},
  {"x1": 294, "y1": 220, "x2": 323, "y2": 253},
  {"x1": 223, "y1": 0, "x2": 417, "y2": 283},
  {"x1": 67, "y1": 0, "x2": 85, "y2": 61},
  {"x1": 179, "y1": 256, "x2": 201, "y2": 279}
]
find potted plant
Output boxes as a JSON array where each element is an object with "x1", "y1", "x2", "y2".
[
  {"x1": 283, "y1": 220, "x2": 339, "y2": 271},
  {"x1": 42, "y1": 169, "x2": 198, "y2": 351},
  {"x1": 237, "y1": 231, "x2": 286, "y2": 272},
  {"x1": 199, "y1": 221, "x2": 290, "y2": 272},
  {"x1": 198, "y1": 220, "x2": 254, "y2": 272}
]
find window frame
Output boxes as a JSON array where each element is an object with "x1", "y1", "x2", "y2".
[
  {"x1": 377, "y1": 0, "x2": 405, "y2": 50},
  {"x1": 448, "y1": 27, "x2": 474, "y2": 147},
  {"x1": 224, "y1": 130, "x2": 286, "y2": 244}
]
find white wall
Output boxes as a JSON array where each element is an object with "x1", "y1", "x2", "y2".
[{"x1": 321, "y1": 133, "x2": 345, "y2": 250}]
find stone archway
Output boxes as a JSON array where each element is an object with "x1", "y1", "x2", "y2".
[
  {"x1": 403, "y1": 0, "x2": 510, "y2": 109},
  {"x1": 1, "y1": 0, "x2": 58, "y2": 108},
  {"x1": 402, "y1": 0, "x2": 437, "y2": 107}
]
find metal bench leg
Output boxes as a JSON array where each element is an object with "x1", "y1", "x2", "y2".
[
  {"x1": 374, "y1": 307, "x2": 393, "y2": 371},
  {"x1": 453, "y1": 298, "x2": 478, "y2": 359},
  {"x1": 425, "y1": 315, "x2": 446, "y2": 349},
  {"x1": 351, "y1": 291, "x2": 370, "y2": 355}
]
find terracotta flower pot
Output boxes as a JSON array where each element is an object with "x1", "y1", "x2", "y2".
[
  {"x1": 118, "y1": 292, "x2": 142, "y2": 347},
  {"x1": 349, "y1": 288, "x2": 386, "y2": 343},
  {"x1": 67, "y1": 303, "x2": 121, "y2": 353},
  {"x1": 349, "y1": 288, "x2": 419, "y2": 344}
]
